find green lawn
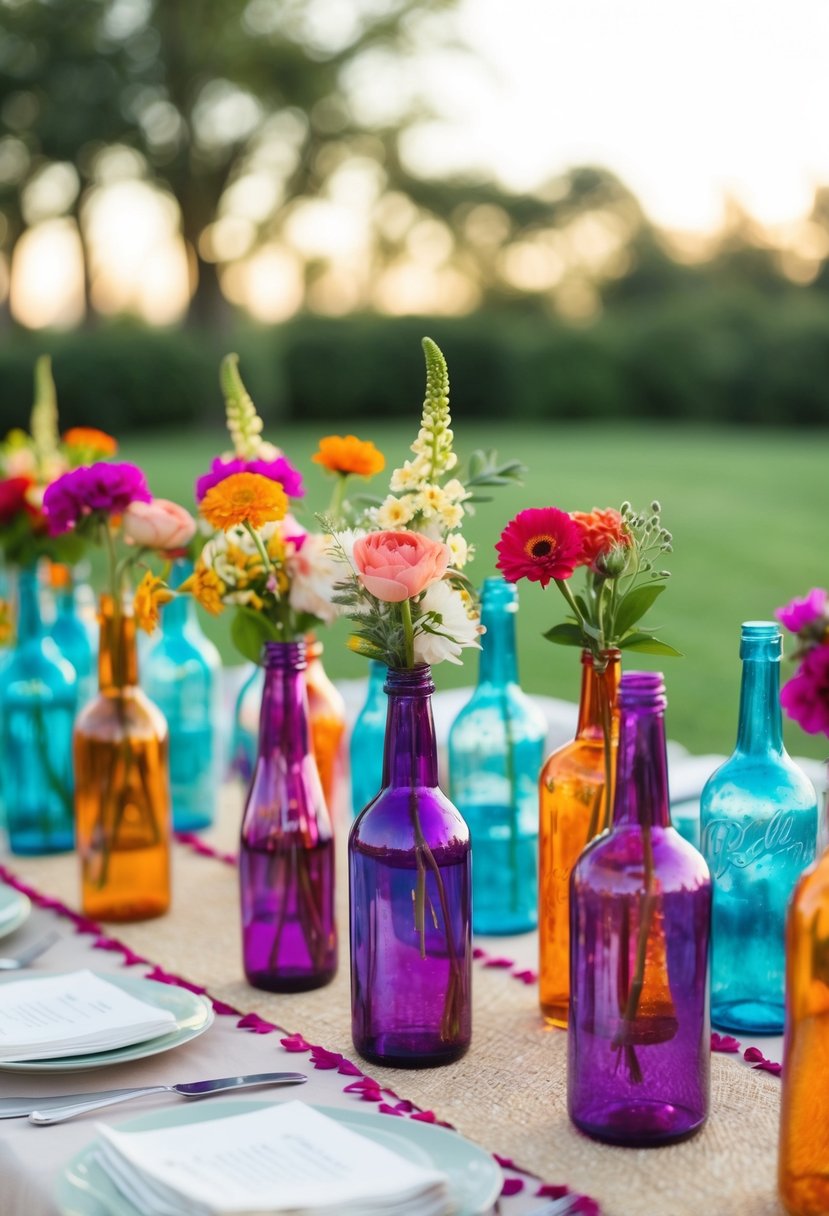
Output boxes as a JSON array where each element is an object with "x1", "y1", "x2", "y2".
[{"x1": 120, "y1": 422, "x2": 827, "y2": 762}]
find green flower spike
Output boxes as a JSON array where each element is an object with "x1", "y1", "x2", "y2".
[
  {"x1": 31, "y1": 355, "x2": 60, "y2": 471},
  {"x1": 220, "y1": 353, "x2": 264, "y2": 459},
  {"x1": 414, "y1": 337, "x2": 456, "y2": 479}
]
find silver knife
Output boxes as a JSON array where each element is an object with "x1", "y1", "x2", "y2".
[{"x1": 0, "y1": 1072, "x2": 306, "y2": 1122}]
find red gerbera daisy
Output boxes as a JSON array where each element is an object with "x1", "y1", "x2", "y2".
[
  {"x1": 0, "y1": 477, "x2": 34, "y2": 525},
  {"x1": 496, "y1": 507, "x2": 585, "y2": 587}
]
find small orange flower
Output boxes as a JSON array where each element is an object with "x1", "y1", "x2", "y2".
[
  {"x1": 63, "y1": 427, "x2": 118, "y2": 456},
  {"x1": 571, "y1": 508, "x2": 631, "y2": 572},
  {"x1": 133, "y1": 570, "x2": 174, "y2": 634},
  {"x1": 312, "y1": 435, "x2": 385, "y2": 478},
  {"x1": 200, "y1": 472, "x2": 288, "y2": 532}
]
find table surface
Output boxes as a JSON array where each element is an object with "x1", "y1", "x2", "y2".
[{"x1": 0, "y1": 754, "x2": 790, "y2": 1216}]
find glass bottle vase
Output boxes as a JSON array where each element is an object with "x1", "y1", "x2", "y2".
[
  {"x1": 350, "y1": 664, "x2": 472, "y2": 1067},
  {"x1": 568, "y1": 671, "x2": 711, "y2": 1146},
  {"x1": 538, "y1": 649, "x2": 620, "y2": 1026},
  {"x1": 73, "y1": 595, "x2": 171, "y2": 921},
  {"x1": 448, "y1": 577, "x2": 547, "y2": 934},
  {"x1": 350, "y1": 660, "x2": 387, "y2": 817},
  {"x1": 239, "y1": 640, "x2": 337, "y2": 993},
  {"x1": 778, "y1": 849, "x2": 829, "y2": 1215},
  {"x1": 143, "y1": 560, "x2": 221, "y2": 833},
  {"x1": 0, "y1": 564, "x2": 77, "y2": 854},
  {"x1": 701, "y1": 622, "x2": 818, "y2": 1034},
  {"x1": 48, "y1": 563, "x2": 96, "y2": 708}
]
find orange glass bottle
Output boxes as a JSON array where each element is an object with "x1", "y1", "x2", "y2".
[
  {"x1": 306, "y1": 637, "x2": 346, "y2": 817},
  {"x1": 538, "y1": 649, "x2": 620, "y2": 1026},
  {"x1": 73, "y1": 596, "x2": 171, "y2": 922},
  {"x1": 779, "y1": 848, "x2": 829, "y2": 1214}
]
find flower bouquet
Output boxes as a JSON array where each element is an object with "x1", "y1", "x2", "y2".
[
  {"x1": 43, "y1": 457, "x2": 196, "y2": 919},
  {"x1": 327, "y1": 336, "x2": 521, "y2": 1067}
]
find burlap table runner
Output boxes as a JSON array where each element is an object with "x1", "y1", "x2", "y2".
[{"x1": 8, "y1": 785, "x2": 785, "y2": 1216}]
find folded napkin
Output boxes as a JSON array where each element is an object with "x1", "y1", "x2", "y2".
[
  {"x1": 0, "y1": 970, "x2": 176, "y2": 1062},
  {"x1": 94, "y1": 1100, "x2": 452, "y2": 1215}
]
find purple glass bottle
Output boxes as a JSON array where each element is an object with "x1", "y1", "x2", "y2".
[
  {"x1": 240, "y1": 641, "x2": 337, "y2": 992},
  {"x1": 349, "y1": 665, "x2": 472, "y2": 1067},
  {"x1": 568, "y1": 671, "x2": 711, "y2": 1146}
]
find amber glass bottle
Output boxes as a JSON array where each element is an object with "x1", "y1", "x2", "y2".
[
  {"x1": 538, "y1": 649, "x2": 620, "y2": 1026},
  {"x1": 779, "y1": 849, "x2": 829, "y2": 1215},
  {"x1": 306, "y1": 637, "x2": 346, "y2": 816},
  {"x1": 73, "y1": 596, "x2": 171, "y2": 921}
]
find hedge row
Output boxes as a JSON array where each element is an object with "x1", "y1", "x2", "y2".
[{"x1": 2, "y1": 286, "x2": 829, "y2": 434}]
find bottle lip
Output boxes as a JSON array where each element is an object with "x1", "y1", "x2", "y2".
[
  {"x1": 739, "y1": 621, "x2": 781, "y2": 660},
  {"x1": 263, "y1": 639, "x2": 307, "y2": 669},
  {"x1": 481, "y1": 576, "x2": 517, "y2": 602},
  {"x1": 384, "y1": 663, "x2": 435, "y2": 695},
  {"x1": 580, "y1": 647, "x2": 621, "y2": 665},
  {"x1": 618, "y1": 670, "x2": 667, "y2": 709}
]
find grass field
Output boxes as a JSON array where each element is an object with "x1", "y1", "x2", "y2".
[{"x1": 120, "y1": 421, "x2": 827, "y2": 762}]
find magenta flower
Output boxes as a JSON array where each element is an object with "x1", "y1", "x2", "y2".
[
  {"x1": 495, "y1": 507, "x2": 585, "y2": 587},
  {"x1": 195, "y1": 455, "x2": 304, "y2": 502},
  {"x1": 43, "y1": 462, "x2": 151, "y2": 535},
  {"x1": 781, "y1": 644, "x2": 829, "y2": 737},
  {"x1": 776, "y1": 587, "x2": 828, "y2": 634}
]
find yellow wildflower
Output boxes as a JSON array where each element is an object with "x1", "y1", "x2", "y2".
[
  {"x1": 200, "y1": 472, "x2": 287, "y2": 532},
  {"x1": 0, "y1": 599, "x2": 13, "y2": 646},
  {"x1": 180, "y1": 562, "x2": 225, "y2": 616},
  {"x1": 133, "y1": 571, "x2": 174, "y2": 634}
]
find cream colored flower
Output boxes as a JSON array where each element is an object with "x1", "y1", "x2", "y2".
[
  {"x1": 417, "y1": 485, "x2": 449, "y2": 517},
  {"x1": 443, "y1": 478, "x2": 467, "y2": 502},
  {"x1": 286, "y1": 531, "x2": 343, "y2": 625},
  {"x1": 376, "y1": 494, "x2": 415, "y2": 530},
  {"x1": 447, "y1": 533, "x2": 469, "y2": 568},
  {"x1": 440, "y1": 503, "x2": 464, "y2": 530},
  {"x1": 390, "y1": 458, "x2": 428, "y2": 493}
]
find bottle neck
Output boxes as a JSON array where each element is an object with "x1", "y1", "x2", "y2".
[
  {"x1": 478, "y1": 596, "x2": 518, "y2": 687},
  {"x1": 736, "y1": 657, "x2": 783, "y2": 754},
  {"x1": 98, "y1": 595, "x2": 139, "y2": 691},
  {"x1": 15, "y1": 565, "x2": 43, "y2": 643},
  {"x1": 576, "y1": 651, "x2": 620, "y2": 741},
  {"x1": 382, "y1": 666, "x2": 439, "y2": 788},
  {"x1": 612, "y1": 681, "x2": 671, "y2": 830},
  {"x1": 164, "y1": 560, "x2": 196, "y2": 633},
  {"x1": 259, "y1": 641, "x2": 311, "y2": 763},
  {"x1": 366, "y1": 660, "x2": 387, "y2": 702}
]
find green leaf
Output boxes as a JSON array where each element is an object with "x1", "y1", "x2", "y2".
[
  {"x1": 543, "y1": 622, "x2": 586, "y2": 647},
  {"x1": 230, "y1": 608, "x2": 279, "y2": 665},
  {"x1": 613, "y1": 583, "x2": 665, "y2": 638},
  {"x1": 619, "y1": 632, "x2": 683, "y2": 657}
]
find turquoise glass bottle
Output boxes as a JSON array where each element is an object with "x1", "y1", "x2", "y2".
[
  {"x1": 0, "y1": 564, "x2": 77, "y2": 853},
  {"x1": 448, "y1": 577, "x2": 547, "y2": 934},
  {"x1": 701, "y1": 621, "x2": 818, "y2": 1034},
  {"x1": 48, "y1": 565, "x2": 96, "y2": 707},
  {"x1": 143, "y1": 560, "x2": 221, "y2": 832},
  {"x1": 350, "y1": 660, "x2": 387, "y2": 816},
  {"x1": 231, "y1": 663, "x2": 261, "y2": 784}
]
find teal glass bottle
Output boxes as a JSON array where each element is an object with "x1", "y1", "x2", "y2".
[
  {"x1": 0, "y1": 564, "x2": 77, "y2": 854},
  {"x1": 230, "y1": 663, "x2": 262, "y2": 783},
  {"x1": 48, "y1": 566, "x2": 96, "y2": 708},
  {"x1": 350, "y1": 660, "x2": 387, "y2": 816},
  {"x1": 700, "y1": 621, "x2": 818, "y2": 1034},
  {"x1": 448, "y1": 577, "x2": 547, "y2": 934},
  {"x1": 143, "y1": 560, "x2": 221, "y2": 832}
]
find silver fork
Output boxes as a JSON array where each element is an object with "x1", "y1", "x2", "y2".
[{"x1": 0, "y1": 931, "x2": 61, "y2": 971}]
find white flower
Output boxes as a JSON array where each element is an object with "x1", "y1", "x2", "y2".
[
  {"x1": 440, "y1": 503, "x2": 464, "y2": 530},
  {"x1": 376, "y1": 494, "x2": 414, "y2": 530},
  {"x1": 286, "y1": 531, "x2": 345, "y2": 625},
  {"x1": 390, "y1": 458, "x2": 428, "y2": 492},
  {"x1": 447, "y1": 533, "x2": 469, "y2": 569},
  {"x1": 442, "y1": 479, "x2": 467, "y2": 502},
  {"x1": 417, "y1": 485, "x2": 449, "y2": 517},
  {"x1": 413, "y1": 580, "x2": 482, "y2": 666}
]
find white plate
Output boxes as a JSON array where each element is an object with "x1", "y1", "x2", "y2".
[
  {"x1": 0, "y1": 883, "x2": 31, "y2": 940},
  {"x1": 0, "y1": 972, "x2": 213, "y2": 1073},
  {"x1": 55, "y1": 1100, "x2": 503, "y2": 1216}
]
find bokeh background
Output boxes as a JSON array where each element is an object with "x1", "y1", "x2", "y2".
[{"x1": 1, "y1": 0, "x2": 825, "y2": 758}]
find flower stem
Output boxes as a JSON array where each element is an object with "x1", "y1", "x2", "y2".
[
  {"x1": 328, "y1": 474, "x2": 349, "y2": 526},
  {"x1": 400, "y1": 597, "x2": 415, "y2": 668}
]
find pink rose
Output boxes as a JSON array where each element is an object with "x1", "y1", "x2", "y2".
[
  {"x1": 353, "y1": 531, "x2": 450, "y2": 602},
  {"x1": 122, "y1": 499, "x2": 196, "y2": 551}
]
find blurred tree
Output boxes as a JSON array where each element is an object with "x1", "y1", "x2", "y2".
[{"x1": 0, "y1": 0, "x2": 462, "y2": 325}]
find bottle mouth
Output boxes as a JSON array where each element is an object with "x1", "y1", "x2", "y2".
[
  {"x1": 618, "y1": 670, "x2": 666, "y2": 709},
  {"x1": 739, "y1": 621, "x2": 781, "y2": 660},
  {"x1": 384, "y1": 664, "x2": 435, "y2": 696},
  {"x1": 263, "y1": 640, "x2": 307, "y2": 670}
]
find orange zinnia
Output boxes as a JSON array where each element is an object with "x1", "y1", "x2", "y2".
[
  {"x1": 571, "y1": 508, "x2": 631, "y2": 572},
  {"x1": 312, "y1": 435, "x2": 385, "y2": 478},
  {"x1": 200, "y1": 472, "x2": 288, "y2": 532},
  {"x1": 63, "y1": 427, "x2": 118, "y2": 456}
]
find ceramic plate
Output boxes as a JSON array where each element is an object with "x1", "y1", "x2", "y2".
[
  {"x1": 0, "y1": 972, "x2": 213, "y2": 1073},
  {"x1": 0, "y1": 883, "x2": 31, "y2": 940},
  {"x1": 55, "y1": 1099, "x2": 503, "y2": 1216}
]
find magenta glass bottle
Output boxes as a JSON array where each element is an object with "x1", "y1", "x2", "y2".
[
  {"x1": 349, "y1": 665, "x2": 472, "y2": 1068},
  {"x1": 568, "y1": 672, "x2": 711, "y2": 1146},
  {"x1": 240, "y1": 641, "x2": 337, "y2": 992}
]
